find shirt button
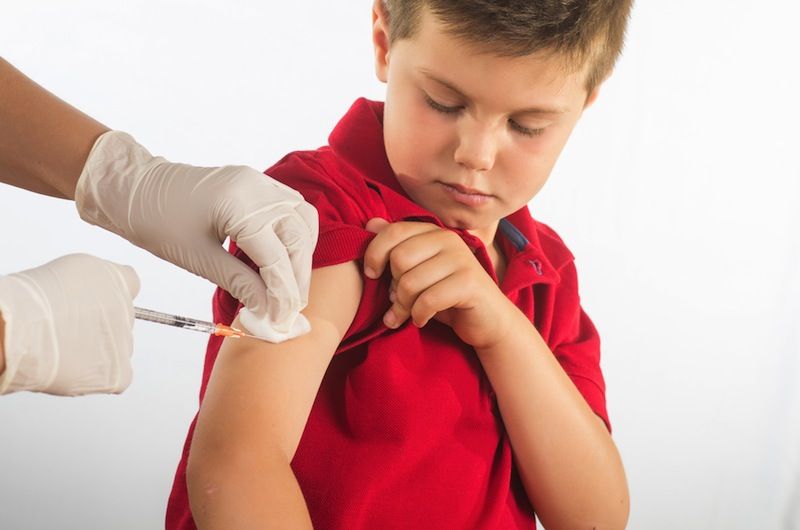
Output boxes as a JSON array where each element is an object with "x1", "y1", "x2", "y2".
[{"x1": 528, "y1": 259, "x2": 543, "y2": 275}]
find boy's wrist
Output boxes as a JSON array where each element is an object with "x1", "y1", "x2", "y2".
[{"x1": 473, "y1": 297, "x2": 534, "y2": 358}]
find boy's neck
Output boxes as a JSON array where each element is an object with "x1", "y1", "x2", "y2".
[
  {"x1": 489, "y1": 239, "x2": 507, "y2": 284},
  {"x1": 465, "y1": 221, "x2": 506, "y2": 281},
  {"x1": 465, "y1": 221, "x2": 499, "y2": 250}
]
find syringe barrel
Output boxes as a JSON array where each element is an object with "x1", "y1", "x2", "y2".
[{"x1": 133, "y1": 307, "x2": 216, "y2": 334}]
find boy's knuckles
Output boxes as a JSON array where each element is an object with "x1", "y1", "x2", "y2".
[
  {"x1": 362, "y1": 252, "x2": 387, "y2": 276},
  {"x1": 391, "y1": 303, "x2": 412, "y2": 322},
  {"x1": 388, "y1": 249, "x2": 418, "y2": 274},
  {"x1": 410, "y1": 307, "x2": 430, "y2": 328},
  {"x1": 382, "y1": 222, "x2": 410, "y2": 241},
  {"x1": 442, "y1": 230, "x2": 464, "y2": 246},
  {"x1": 395, "y1": 288, "x2": 418, "y2": 313},
  {"x1": 413, "y1": 291, "x2": 438, "y2": 317}
]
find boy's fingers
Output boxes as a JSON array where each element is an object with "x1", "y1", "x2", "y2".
[
  {"x1": 383, "y1": 302, "x2": 411, "y2": 329},
  {"x1": 410, "y1": 279, "x2": 459, "y2": 328},
  {"x1": 385, "y1": 275, "x2": 460, "y2": 330},
  {"x1": 363, "y1": 220, "x2": 440, "y2": 279},
  {"x1": 385, "y1": 257, "x2": 454, "y2": 329},
  {"x1": 393, "y1": 255, "x2": 450, "y2": 311},
  {"x1": 365, "y1": 217, "x2": 391, "y2": 234}
]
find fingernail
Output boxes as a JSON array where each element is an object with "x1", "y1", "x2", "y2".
[
  {"x1": 383, "y1": 310, "x2": 396, "y2": 328},
  {"x1": 389, "y1": 290, "x2": 396, "y2": 303},
  {"x1": 364, "y1": 267, "x2": 377, "y2": 279}
]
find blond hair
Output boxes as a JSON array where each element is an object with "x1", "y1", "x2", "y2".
[{"x1": 382, "y1": 0, "x2": 634, "y2": 92}]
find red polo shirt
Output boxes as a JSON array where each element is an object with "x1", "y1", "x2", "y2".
[{"x1": 166, "y1": 98, "x2": 609, "y2": 529}]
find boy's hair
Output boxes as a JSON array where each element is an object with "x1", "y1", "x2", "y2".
[{"x1": 382, "y1": 0, "x2": 633, "y2": 93}]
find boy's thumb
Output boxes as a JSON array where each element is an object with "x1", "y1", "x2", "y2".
[{"x1": 365, "y1": 217, "x2": 390, "y2": 234}]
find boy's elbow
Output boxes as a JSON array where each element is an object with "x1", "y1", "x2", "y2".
[
  {"x1": 185, "y1": 445, "x2": 225, "y2": 513},
  {"x1": 186, "y1": 438, "x2": 290, "y2": 523},
  {"x1": 537, "y1": 485, "x2": 630, "y2": 530},
  {"x1": 540, "y1": 509, "x2": 629, "y2": 530},
  {"x1": 567, "y1": 500, "x2": 630, "y2": 530},
  {"x1": 583, "y1": 485, "x2": 630, "y2": 530},
  {"x1": 587, "y1": 495, "x2": 630, "y2": 530},
  {"x1": 185, "y1": 441, "x2": 243, "y2": 517}
]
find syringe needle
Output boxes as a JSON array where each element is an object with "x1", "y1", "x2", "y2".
[{"x1": 212, "y1": 323, "x2": 266, "y2": 342}]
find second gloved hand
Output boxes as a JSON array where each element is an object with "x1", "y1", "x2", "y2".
[
  {"x1": 0, "y1": 254, "x2": 139, "y2": 396},
  {"x1": 74, "y1": 132, "x2": 318, "y2": 342}
]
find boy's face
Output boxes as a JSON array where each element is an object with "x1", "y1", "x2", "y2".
[{"x1": 373, "y1": 3, "x2": 600, "y2": 244}]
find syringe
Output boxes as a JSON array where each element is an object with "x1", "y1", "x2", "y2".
[{"x1": 134, "y1": 306, "x2": 260, "y2": 340}]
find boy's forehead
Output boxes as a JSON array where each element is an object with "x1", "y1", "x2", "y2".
[
  {"x1": 406, "y1": 7, "x2": 586, "y2": 66},
  {"x1": 402, "y1": 10, "x2": 588, "y2": 109}
]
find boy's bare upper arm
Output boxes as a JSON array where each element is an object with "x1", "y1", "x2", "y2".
[{"x1": 192, "y1": 260, "x2": 363, "y2": 463}]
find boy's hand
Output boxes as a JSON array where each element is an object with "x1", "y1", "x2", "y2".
[{"x1": 364, "y1": 218, "x2": 514, "y2": 350}]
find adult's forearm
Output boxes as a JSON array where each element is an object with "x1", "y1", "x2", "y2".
[
  {"x1": 477, "y1": 306, "x2": 629, "y2": 530},
  {"x1": 0, "y1": 57, "x2": 108, "y2": 199},
  {"x1": 187, "y1": 448, "x2": 313, "y2": 530}
]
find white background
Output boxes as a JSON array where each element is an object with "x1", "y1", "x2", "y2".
[{"x1": 1, "y1": 1, "x2": 799, "y2": 529}]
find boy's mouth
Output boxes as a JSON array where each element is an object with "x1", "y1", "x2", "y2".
[
  {"x1": 442, "y1": 182, "x2": 490, "y2": 196},
  {"x1": 440, "y1": 181, "x2": 493, "y2": 206}
]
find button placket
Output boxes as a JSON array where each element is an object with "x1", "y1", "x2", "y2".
[{"x1": 528, "y1": 259, "x2": 544, "y2": 276}]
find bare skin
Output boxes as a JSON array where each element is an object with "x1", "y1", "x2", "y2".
[
  {"x1": 0, "y1": 57, "x2": 109, "y2": 378},
  {"x1": 0, "y1": 57, "x2": 108, "y2": 199},
  {"x1": 187, "y1": 262, "x2": 363, "y2": 529}
]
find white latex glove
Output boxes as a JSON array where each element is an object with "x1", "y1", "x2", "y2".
[
  {"x1": 0, "y1": 254, "x2": 139, "y2": 396},
  {"x1": 75, "y1": 131, "x2": 318, "y2": 342}
]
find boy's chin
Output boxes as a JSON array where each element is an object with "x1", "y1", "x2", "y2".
[{"x1": 440, "y1": 215, "x2": 487, "y2": 233}]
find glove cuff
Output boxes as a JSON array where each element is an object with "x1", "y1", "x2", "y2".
[
  {"x1": 0, "y1": 275, "x2": 59, "y2": 394},
  {"x1": 74, "y1": 130, "x2": 159, "y2": 241}
]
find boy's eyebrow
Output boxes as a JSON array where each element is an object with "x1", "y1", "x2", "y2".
[{"x1": 420, "y1": 69, "x2": 568, "y2": 116}]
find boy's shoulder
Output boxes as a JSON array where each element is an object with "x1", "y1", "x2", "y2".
[
  {"x1": 268, "y1": 147, "x2": 359, "y2": 191},
  {"x1": 266, "y1": 146, "x2": 383, "y2": 226},
  {"x1": 535, "y1": 219, "x2": 576, "y2": 262}
]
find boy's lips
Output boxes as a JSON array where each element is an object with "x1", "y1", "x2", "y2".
[
  {"x1": 443, "y1": 182, "x2": 491, "y2": 196},
  {"x1": 439, "y1": 181, "x2": 493, "y2": 206}
]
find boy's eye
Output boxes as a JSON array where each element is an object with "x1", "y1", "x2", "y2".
[
  {"x1": 509, "y1": 119, "x2": 545, "y2": 138},
  {"x1": 424, "y1": 93, "x2": 544, "y2": 137},
  {"x1": 424, "y1": 94, "x2": 463, "y2": 115}
]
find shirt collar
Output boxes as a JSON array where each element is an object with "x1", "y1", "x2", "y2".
[
  {"x1": 329, "y1": 98, "x2": 407, "y2": 197},
  {"x1": 499, "y1": 213, "x2": 562, "y2": 286}
]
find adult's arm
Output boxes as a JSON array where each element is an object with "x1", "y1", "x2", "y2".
[
  {"x1": 0, "y1": 57, "x2": 318, "y2": 339},
  {"x1": 187, "y1": 261, "x2": 363, "y2": 529},
  {"x1": 0, "y1": 57, "x2": 108, "y2": 198}
]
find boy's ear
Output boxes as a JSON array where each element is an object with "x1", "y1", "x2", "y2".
[
  {"x1": 372, "y1": 0, "x2": 391, "y2": 83},
  {"x1": 583, "y1": 84, "x2": 602, "y2": 110},
  {"x1": 583, "y1": 68, "x2": 615, "y2": 110}
]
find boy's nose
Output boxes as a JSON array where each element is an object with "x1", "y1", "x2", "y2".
[{"x1": 453, "y1": 121, "x2": 497, "y2": 172}]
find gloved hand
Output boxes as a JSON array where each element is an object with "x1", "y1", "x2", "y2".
[
  {"x1": 0, "y1": 254, "x2": 139, "y2": 396},
  {"x1": 75, "y1": 131, "x2": 318, "y2": 342}
]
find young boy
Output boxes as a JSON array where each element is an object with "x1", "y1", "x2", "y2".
[{"x1": 167, "y1": 1, "x2": 631, "y2": 528}]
